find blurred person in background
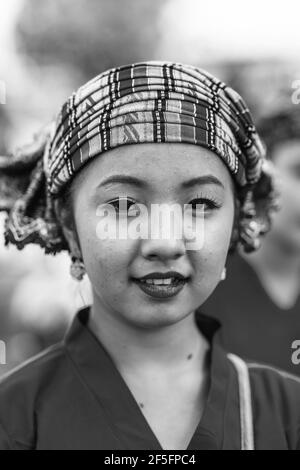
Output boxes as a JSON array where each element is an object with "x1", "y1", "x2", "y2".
[
  {"x1": 202, "y1": 106, "x2": 300, "y2": 376},
  {"x1": 0, "y1": 61, "x2": 300, "y2": 450}
]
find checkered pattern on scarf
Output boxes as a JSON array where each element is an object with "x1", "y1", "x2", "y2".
[{"x1": 46, "y1": 61, "x2": 265, "y2": 195}]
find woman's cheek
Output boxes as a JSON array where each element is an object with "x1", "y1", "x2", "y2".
[
  {"x1": 91, "y1": 236, "x2": 137, "y2": 280},
  {"x1": 190, "y1": 218, "x2": 230, "y2": 285},
  {"x1": 79, "y1": 210, "x2": 137, "y2": 282},
  {"x1": 192, "y1": 222, "x2": 230, "y2": 302},
  {"x1": 204, "y1": 213, "x2": 233, "y2": 257}
]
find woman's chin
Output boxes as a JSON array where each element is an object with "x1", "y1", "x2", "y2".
[{"x1": 118, "y1": 301, "x2": 196, "y2": 329}]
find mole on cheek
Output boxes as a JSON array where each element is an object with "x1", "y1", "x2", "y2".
[
  {"x1": 187, "y1": 354, "x2": 193, "y2": 360},
  {"x1": 139, "y1": 403, "x2": 145, "y2": 409}
]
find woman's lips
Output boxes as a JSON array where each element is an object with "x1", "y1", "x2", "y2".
[{"x1": 132, "y1": 276, "x2": 189, "y2": 299}]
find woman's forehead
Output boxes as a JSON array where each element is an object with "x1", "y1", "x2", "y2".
[{"x1": 80, "y1": 143, "x2": 233, "y2": 191}]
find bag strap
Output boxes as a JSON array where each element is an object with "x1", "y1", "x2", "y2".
[{"x1": 227, "y1": 353, "x2": 254, "y2": 450}]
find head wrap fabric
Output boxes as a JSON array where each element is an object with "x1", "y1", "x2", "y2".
[
  {"x1": 47, "y1": 61, "x2": 264, "y2": 196},
  {"x1": 0, "y1": 125, "x2": 68, "y2": 253},
  {"x1": 0, "y1": 61, "x2": 275, "y2": 255}
]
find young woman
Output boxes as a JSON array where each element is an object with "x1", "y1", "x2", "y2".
[{"x1": 0, "y1": 61, "x2": 299, "y2": 450}]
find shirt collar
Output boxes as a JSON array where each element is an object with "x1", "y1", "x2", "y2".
[{"x1": 64, "y1": 306, "x2": 239, "y2": 450}]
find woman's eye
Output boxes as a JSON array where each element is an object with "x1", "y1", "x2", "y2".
[
  {"x1": 108, "y1": 198, "x2": 140, "y2": 217},
  {"x1": 188, "y1": 197, "x2": 220, "y2": 214}
]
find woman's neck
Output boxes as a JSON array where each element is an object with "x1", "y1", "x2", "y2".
[{"x1": 89, "y1": 297, "x2": 210, "y2": 376}]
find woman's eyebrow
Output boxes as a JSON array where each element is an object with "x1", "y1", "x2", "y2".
[
  {"x1": 96, "y1": 175, "x2": 149, "y2": 189},
  {"x1": 181, "y1": 175, "x2": 225, "y2": 189},
  {"x1": 96, "y1": 174, "x2": 225, "y2": 190}
]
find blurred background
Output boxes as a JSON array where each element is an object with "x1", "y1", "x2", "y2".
[{"x1": 1, "y1": 0, "x2": 300, "y2": 374}]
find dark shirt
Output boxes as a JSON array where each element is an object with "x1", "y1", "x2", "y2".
[
  {"x1": 0, "y1": 306, "x2": 300, "y2": 450},
  {"x1": 202, "y1": 253, "x2": 300, "y2": 376}
]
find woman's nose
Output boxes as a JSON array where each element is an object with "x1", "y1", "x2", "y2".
[{"x1": 140, "y1": 236, "x2": 186, "y2": 261}]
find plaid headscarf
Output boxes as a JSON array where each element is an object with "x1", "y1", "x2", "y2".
[
  {"x1": 47, "y1": 61, "x2": 264, "y2": 195},
  {"x1": 0, "y1": 61, "x2": 270, "y2": 254}
]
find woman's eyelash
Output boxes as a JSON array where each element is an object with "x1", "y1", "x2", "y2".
[
  {"x1": 189, "y1": 194, "x2": 222, "y2": 210},
  {"x1": 107, "y1": 195, "x2": 221, "y2": 214}
]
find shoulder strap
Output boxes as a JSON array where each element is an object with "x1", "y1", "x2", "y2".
[{"x1": 227, "y1": 353, "x2": 254, "y2": 450}]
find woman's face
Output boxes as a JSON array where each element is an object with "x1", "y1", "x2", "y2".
[
  {"x1": 270, "y1": 139, "x2": 300, "y2": 251},
  {"x1": 70, "y1": 143, "x2": 235, "y2": 328}
]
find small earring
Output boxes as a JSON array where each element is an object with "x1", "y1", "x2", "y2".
[
  {"x1": 220, "y1": 267, "x2": 227, "y2": 281},
  {"x1": 70, "y1": 256, "x2": 86, "y2": 281}
]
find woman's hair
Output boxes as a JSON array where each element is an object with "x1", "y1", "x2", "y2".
[{"x1": 232, "y1": 162, "x2": 279, "y2": 252}]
